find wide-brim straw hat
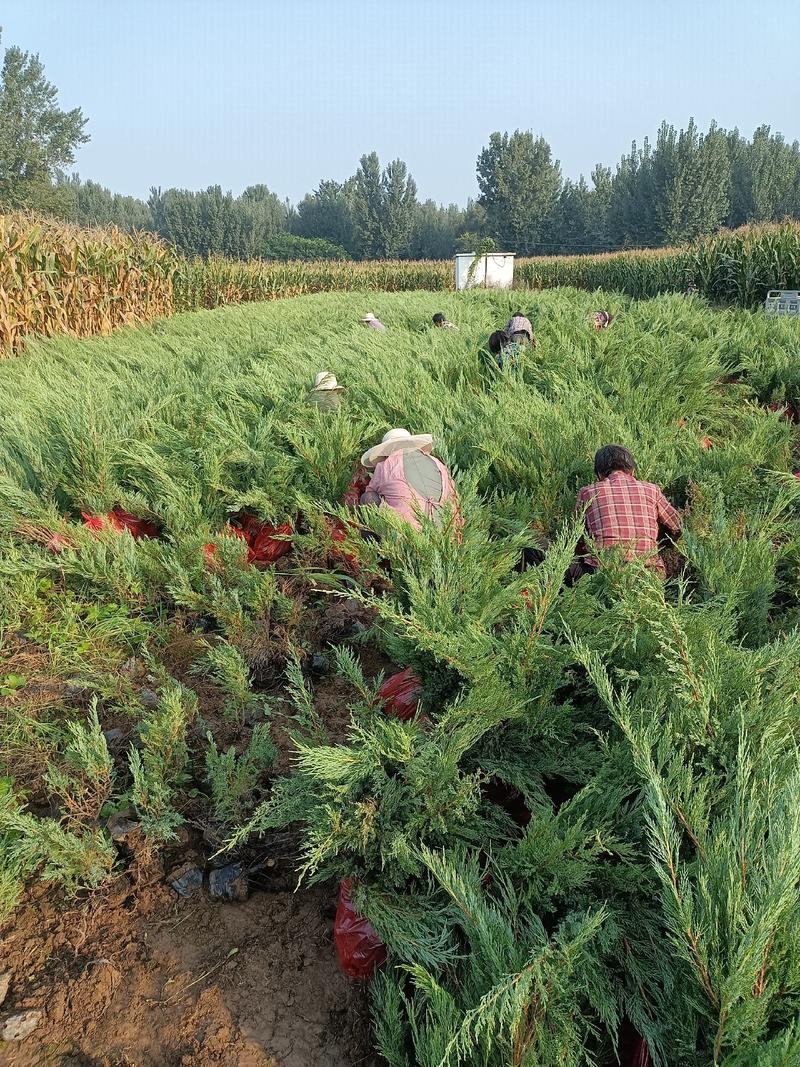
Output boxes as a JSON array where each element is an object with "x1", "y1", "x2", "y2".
[
  {"x1": 361, "y1": 312, "x2": 378, "y2": 322},
  {"x1": 312, "y1": 371, "x2": 345, "y2": 392},
  {"x1": 361, "y1": 428, "x2": 434, "y2": 468}
]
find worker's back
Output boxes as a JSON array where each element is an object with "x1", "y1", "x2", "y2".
[
  {"x1": 369, "y1": 450, "x2": 457, "y2": 530},
  {"x1": 576, "y1": 470, "x2": 678, "y2": 568}
]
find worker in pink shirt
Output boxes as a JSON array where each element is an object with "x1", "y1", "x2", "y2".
[{"x1": 359, "y1": 429, "x2": 460, "y2": 531}]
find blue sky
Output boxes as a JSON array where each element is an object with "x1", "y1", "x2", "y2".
[{"x1": 2, "y1": 0, "x2": 797, "y2": 206}]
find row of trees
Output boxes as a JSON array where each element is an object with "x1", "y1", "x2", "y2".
[{"x1": 3, "y1": 29, "x2": 800, "y2": 259}]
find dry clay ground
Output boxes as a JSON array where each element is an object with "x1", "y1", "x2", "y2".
[{"x1": 0, "y1": 604, "x2": 391, "y2": 1067}]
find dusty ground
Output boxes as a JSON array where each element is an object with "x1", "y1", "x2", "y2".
[
  {"x1": 1, "y1": 606, "x2": 395, "y2": 1067},
  {"x1": 0, "y1": 870, "x2": 375, "y2": 1067}
]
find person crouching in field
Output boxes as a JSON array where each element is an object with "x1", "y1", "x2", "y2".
[
  {"x1": 568, "y1": 444, "x2": 681, "y2": 583},
  {"x1": 505, "y1": 313, "x2": 537, "y2": 348},
  {"x1": 590, "y1": 310, "x2": 614, "y2": 330},
  {"x1": 433, "y1": 312, "x2": 458, "y2": 330},
  {"x1": 361, "y1": 312, "x2": 386, "y2": 331},
  {"x1": 307, "y1": 371, "x2": 345, "y2": 412},
  {"x1": 486, "y1": 330, "x2": 523, "y2": 371},
  {"x1": 359, "y1": 429, "x2": 460, "y2": 531}
]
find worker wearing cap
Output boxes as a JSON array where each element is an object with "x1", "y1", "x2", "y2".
[
  {"x1": 359, "y1": 429, "x2": 459, "y2": 531},
  {"x1": 307, "y1": 371, "x2": 346, "y2": 412}
]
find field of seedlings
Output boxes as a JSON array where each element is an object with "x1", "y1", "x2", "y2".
[
  {"x1": 3, "y1": 213, "x2": 800, "y2": 354},
  {"x1": 2, "y1": 286, "x2": 800, "y2": 1067}
]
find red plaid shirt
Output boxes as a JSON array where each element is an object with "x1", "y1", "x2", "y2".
[{"x1": 575, "y1": 471, "x2": 680, "y2": 570}]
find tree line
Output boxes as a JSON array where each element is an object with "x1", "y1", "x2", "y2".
[{"x1": 2, "y1": 29, "x2": 800, "y2": 261}]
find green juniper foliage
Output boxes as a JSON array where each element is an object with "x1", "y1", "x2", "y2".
[
  {"x1": 129, "y1": 685, "x2": 195, "y2": 841},
  {"x1": 2, "y1": 291, "x2": 800, "y2": 1066},
  {"x1": 204, "y1": 723, "x2": 276, "y2": 829}
]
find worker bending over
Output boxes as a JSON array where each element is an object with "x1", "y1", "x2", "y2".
[
  {"x1": 307, "y1": 371, "x2": 345, "y2": 412},
  {"x1": 361, "y1": 312, "x2": 386, "y2": 331},
  {"x1": 505, "y1": 313, "x2": 537, "y2": 348},
  {"x1": 359, "y1": 429, "x2": 459, "y2": 530},
  {"x1": 570, "y1": 444, "x2": 680, "y2": 582}
]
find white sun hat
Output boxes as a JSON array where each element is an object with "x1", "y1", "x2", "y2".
[
  {"x1": 361, "y1": 312, "x2": 378, "y2": 322},
  {"x1": 361, "y1": 428, "x2": 434, "y2": 468},
  {"x1": 312, "y1": 371, "x2": 345, "y2": 392}
]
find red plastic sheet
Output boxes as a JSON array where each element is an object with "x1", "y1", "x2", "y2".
[
  {"x1": 334, "y1": 879, "x2": 387, "y2": 979},
  {"x1": 378, "y1": 667, "x2": 422, "y2": 721},
  {"x1": 81, "y1": 508, "x2": 157, "y2": 539}
]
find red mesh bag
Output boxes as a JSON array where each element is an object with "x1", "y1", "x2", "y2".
[
  {"x1": 82, "y1": 508, "x2": 157, "y2": 539},
  {"x1": 512, "y1": 587, "x2": 532, "y2": 611},
  {"x1": 325, "y1": 516, "x2": 360, "y2": 568},
  {"x1": 204, "y1": 518, "x2": 292, "y2": 566},
  {"x1": 228, "y1": 514, "x2": 293, "y2": 565},
  {"x1": 342, "y1": 467, "x2": 372, "y2": 507},
  {"x1": 767, "y1": 401, "x2": 799, "y2": 422},
  {"x1": 378, "y1": 667, "x2": 422, "y2": 721},
  {"x1": 483, "y1": 777, "x2": 531, "y2": 827},
  {"x1": 248, "y1": 521, "x2": 293, "y2": 564},
  {"x1": 334, "y1": 879, "x2": 387, "y2": 979},
  {"x1": 628, "y1": 1039, "x2": 652, "y2": 1067}
]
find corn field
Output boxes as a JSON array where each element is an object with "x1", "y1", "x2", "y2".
[
  {"x1": 0, "y1": 212, "x2": 175, "y2": 351},
  {"x1": 2, "y1": 213, "x2": 800, "y2": 354}
]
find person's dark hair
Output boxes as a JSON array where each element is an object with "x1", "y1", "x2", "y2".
[
  {"x1": 433, "y1": 312, "x2": 445, "y2": 325},
  {"x1": 594, "y1": 444, "x2": 635, "y2": 478},
  {"x1": 488, "y1": 329, "x2": 510, "y2": 354},
  {"x1": 511, "y1": 310, "x2": 524, "y2": 317}
]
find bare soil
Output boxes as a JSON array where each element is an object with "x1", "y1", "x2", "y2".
[
  {"x1": 1, "y1": 607, "x2": 396, "y2": 1067},
  {"x1": 0, "y1": 873, "x2": 374, "y2": 1067}
]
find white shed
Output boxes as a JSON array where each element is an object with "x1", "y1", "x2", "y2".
[{"x1": 454, "y1": 252, "x2": 515, "y2": 290}]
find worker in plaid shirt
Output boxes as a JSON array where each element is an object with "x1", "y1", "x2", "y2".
[{"x1": 571, "y1": 444, "x2": 681, "y2": 581}]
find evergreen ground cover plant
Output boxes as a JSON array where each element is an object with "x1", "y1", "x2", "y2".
[{"x1": 1, "y1": 288, "x2": 800, "y2": 1064}]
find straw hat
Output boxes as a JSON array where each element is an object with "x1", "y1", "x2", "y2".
[
  {"x1": 312, "y1": 371, "x2": 345, "y2": 392},
  {"x1": 361, "y1": 312, "x2": 378, "y2": 322},
  {"x1": 361, "y1": 428, "x2": 434, "y2": 468}
]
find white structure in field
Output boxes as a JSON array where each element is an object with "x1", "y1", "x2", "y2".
[
  {"x1": 454, "y1": 253, "x2": 515, "y2": 290},
  {"x1": 764, "y1": 290, "x2": 800, "y2": 316}
]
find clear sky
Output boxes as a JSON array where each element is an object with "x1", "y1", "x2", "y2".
[{"x1": 2, "y1": 0, "x2": 797, "y2": 207}]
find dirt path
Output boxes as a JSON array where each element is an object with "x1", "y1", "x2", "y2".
[{"x1": 1, "y1": 872, "x2": 375, "y2": 1067}]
